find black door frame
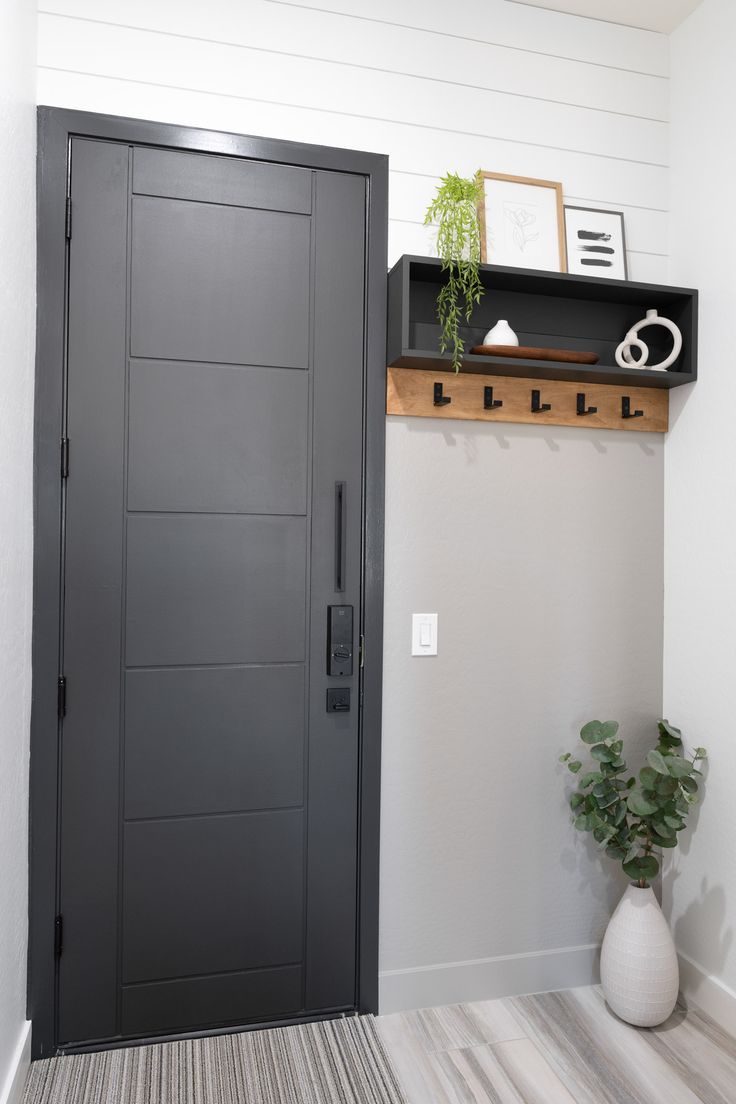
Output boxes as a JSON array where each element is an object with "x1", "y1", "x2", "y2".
[{"x1": 30, "y1": 107, "x2": 387, "y2": 1058}]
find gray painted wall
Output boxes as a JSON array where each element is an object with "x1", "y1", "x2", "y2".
[{"x1": 380, "y1": 418, "x2": 664, "y2": 1006}]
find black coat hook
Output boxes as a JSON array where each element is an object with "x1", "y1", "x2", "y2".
[
  {"x1": 433, "y1": 382, "x2": 451, "y2": 407},
  {"x1": 483, "y1": 386, "x2": 503, "y2": 410},
  {"x1": 576, "y1": 392, "x2": 598, "y2": 416},
  {"x1": 531, "y1": 389, "x2": 551, "y2": 414},
  {"x1": 621, "y1": 396, "x2": 644, "y2": 419}
]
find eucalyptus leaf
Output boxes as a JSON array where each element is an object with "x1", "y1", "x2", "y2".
[
  {"x1": 580, "y1": 721, "x2": 604, "y2": 744},
  {"x1": 639, "y1": 766, "x2": 658, "y2": 789},
  {"x1": 591, "y1": 744, "x2": 614, "y2": 762},
  {"x1": 658, "y1": 720, "x2": 683, "y2": 744},
  {"x1": 623, "y1": 854, "x2": 660, "y2": 882},
  {"x1": 647, "y1": 749, "x2": 669, "y2": 775},
  {"x1": 627, "y1": 790, "x2": 658, "y2": 816},
  {"x1": 667, "y1": 756, "x2": 694, "y2": 779},
  {"x1": 613, "y1": 802, "x2": 627, "y2": 826}
]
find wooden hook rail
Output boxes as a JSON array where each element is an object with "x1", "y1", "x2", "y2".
[{"x1": 386, "y1": 367, "x2": 668, "y2": 433}]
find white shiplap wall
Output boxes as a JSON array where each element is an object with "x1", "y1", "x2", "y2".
[
  {"x1": 36, "y1": 0, "x2": 669, "y2": 1009},
  {"x1": 37, "y1": 0, "x2": 669, "y2": 280}
]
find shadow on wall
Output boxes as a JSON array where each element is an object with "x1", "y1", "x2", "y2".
[
  {"x1": 401, "y1": 417, "x2": 661, "y2": 459},
  {"x1": 663, "y1": 764, "x2": 733, "y2": 976},
  {"x1": 560, "y1": 833, "x2": 629, "y2": 925},
  {"x1": 670, "y1": 875, "x2": 733, "y2": 976}
]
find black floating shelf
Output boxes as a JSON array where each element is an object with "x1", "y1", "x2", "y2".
[{"x1": 387, "y1": 256, "x2": 698, "y2": 390}]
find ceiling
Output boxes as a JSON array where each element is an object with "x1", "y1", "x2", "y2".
[{"x1": 511, "y1": 0, "x2": 705, "y2": 33}]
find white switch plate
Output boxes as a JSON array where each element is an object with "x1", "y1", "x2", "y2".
[{"x1": 412, "y1": 613, "x2": 438, "y2": 656}]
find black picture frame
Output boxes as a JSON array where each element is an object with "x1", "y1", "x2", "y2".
[{"x1": 564, "y1": 204, "x2": 628, "y2": 280}]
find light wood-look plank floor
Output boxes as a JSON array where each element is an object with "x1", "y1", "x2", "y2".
[{"x1": 376, "y1": 986, "x2": 736, "y2": 1104}]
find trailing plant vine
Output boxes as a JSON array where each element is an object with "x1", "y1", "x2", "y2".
[
  {"x1": 560, "y1": 720, "x2": 707, "y2": 887},
  {"x1": 424, "y1": 171, "x2": 484, "y2": 373}
]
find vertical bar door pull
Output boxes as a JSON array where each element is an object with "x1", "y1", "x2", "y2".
[{"x1": 335, "y1": 481, "x2": 346, "y2": 592}]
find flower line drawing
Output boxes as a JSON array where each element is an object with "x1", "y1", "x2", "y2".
[{"x1": 506, "y1": 206, "x2": 539, "y2": 252}]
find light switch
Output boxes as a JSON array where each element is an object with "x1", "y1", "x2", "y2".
[{"x1": 412, "y1": 613, "x2": 438, "y2": 656}]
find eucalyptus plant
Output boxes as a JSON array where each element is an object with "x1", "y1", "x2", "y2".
[
  {"x1": 560, "y1": 720, "x2": 707, "y2": 887},
  {"x1": 424, "y1": 171, "x2": 484, "y2": 373}
]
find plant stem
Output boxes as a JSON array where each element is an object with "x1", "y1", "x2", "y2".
[{"x1": 639, "y1": 833, "x2": 654, "y2": 888}]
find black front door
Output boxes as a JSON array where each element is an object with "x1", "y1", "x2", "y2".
[{"x1": 56, "y1": 137, "x2": 368, "y2": 1046}]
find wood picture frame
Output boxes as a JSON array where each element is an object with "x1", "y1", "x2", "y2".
[{"x1": 477, "y1": 171, "x2": 567, "y2": 272}]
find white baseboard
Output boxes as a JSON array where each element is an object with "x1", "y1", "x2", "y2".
[
  {"x1": 678, "y1": 951, "x2": 736, "y2": 1036},
  {"x1": 379, "y1": 943, "x2": 600, "y2": 1014},
  {"x1": 0, "y1": 1022, "x2": 32, "y2": 1104}
]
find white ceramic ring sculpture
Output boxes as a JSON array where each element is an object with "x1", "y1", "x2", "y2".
[{"x1": 615, "y1": 309, "x2": 682, "y2": 372}]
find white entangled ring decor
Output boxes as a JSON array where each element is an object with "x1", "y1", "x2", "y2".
[{"x1": 615, "y1": 309, "x2": 682, "y2": 372}]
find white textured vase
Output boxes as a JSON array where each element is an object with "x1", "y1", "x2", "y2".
[
  {"x1": 600, "y1": 884, "x2": 679, "y2": 1027},
  {"x1": 483, "y1": 319, "x2": 518, "y2": 346}
]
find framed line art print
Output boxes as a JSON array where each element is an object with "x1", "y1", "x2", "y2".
[
  {"x1": 564, "y1": 205, "x2": 628, "y2": 280},
  {"x1": 478, "y1": 172, "x2": 566, "y2": 272}
]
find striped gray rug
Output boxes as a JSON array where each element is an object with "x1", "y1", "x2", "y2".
[{"x1": 23, "y1": 1016, "x2": 407, "y2": 1104}]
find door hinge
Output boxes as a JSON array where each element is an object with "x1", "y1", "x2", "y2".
[
  {"x1": 60, "y1": 437, "x2": 69, "y2": 479},
  {"x1": 57, "y1": 676, "x2": 66, "y2": 718},
  {"x1": 54, "y1": 915, "x2": 63, "y2": 957},
  {"x1": 359, "y1": 633, "x2": 365, "y2": 669},
  {"x1": 65, "y1": 197, "x2": 72, "y2": 240}
]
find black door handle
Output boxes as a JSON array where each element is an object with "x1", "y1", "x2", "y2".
[{"x1": 335, "y1": 481, "x2": 346, "y2": 592}]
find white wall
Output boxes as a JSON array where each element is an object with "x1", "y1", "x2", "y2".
[
  {"x1": 36, "y1": 0, "x2": 668, "y2": 1009},
  {"x1": 665, "y1": 0, "x2": 736, "y2": 1021},
  {"x1": 0, "y1": 0, "x2": 36, "y2": 1098}
]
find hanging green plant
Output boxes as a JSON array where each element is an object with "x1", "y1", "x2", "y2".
[{"x1": 424, "y1": 170, "x2": 485, "y2": 373}]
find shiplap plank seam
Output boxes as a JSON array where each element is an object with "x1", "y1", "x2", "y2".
[
  {"x1": 36, "y1": 8, "x2": 668, "y2": 122},
  {"x1": 37, "y1": 15, "x2": 669, "y2": 165},
  {"x1": 36, "y1": 74, "x2": 668, "y2": 170}
]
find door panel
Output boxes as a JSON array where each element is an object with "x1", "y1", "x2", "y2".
[
  {"x1": 132, "y1": 146, "x2": 312, "y2": 213},
  {"x1": 124, "y1": 666, "x2": 305, "y2": 820},
  {"x1": 130, "y1": 196, "x2": 311, "y2": 368},
  {"x1": 121, "y1": 966, "x2": 302, "y2": 1038},
  {"x1": 128, "y1": 360, "x2": 309, "y2": 515},
  {"x1": 122, "y1": 811, "x2": 303, "y2": 984},
  {"x1": 59, "y1": 139, "x2": 129, "y2": 1045},
  {"x1": 305, "y1": 170, "x2": 366, "y2": 1010},
  {"x1": 125, "y1": 514, "x2": 307, "y2": 666},
  {"x1": 58, "y1": 137, "x2": 367, "y2": 1045}
]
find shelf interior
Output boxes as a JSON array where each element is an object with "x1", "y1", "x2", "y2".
[{"x1": 388, "y1": 257, "x2": 698, "y2": 389}]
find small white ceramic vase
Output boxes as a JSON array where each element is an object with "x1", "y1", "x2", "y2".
[
  {"x1": 483, "y1": 319, "x2": 518, "y2": 346},
  {"x1": 600, "y1": 884, "x2": 679, "y2": 1027}
]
